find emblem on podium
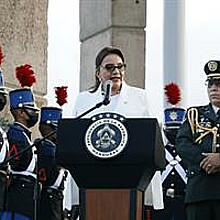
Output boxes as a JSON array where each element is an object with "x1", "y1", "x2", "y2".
[{"x1": 85, "y1": 113, "x2": 128, "y2": 159}]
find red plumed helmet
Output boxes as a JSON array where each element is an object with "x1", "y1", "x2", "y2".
[
  {"x1": 15, "y1": 64, "x2": 36, "y2": 87},
  {"x1": 164, "y1": 82, "x2": 186, "y2": 144}
]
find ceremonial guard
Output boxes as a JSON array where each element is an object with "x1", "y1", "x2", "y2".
[
  {"x1": 4, "y1": 64, "x2": 39, "y2": 219},
  {"x1": 36, "y1": 106, "x2": 67, "y2": 220},
  {"x1": 150, "y1": 83, "x2": 187, "y2": 220},
  {"x1": 0, "y1": 46, "x2": 10, "y2": 213},
  {"x1": 159, "y1": 83, "x2": 187, "y2": 219},
  {"x1": 176, "y1": 60, "x2": 220, "y2": 220}
]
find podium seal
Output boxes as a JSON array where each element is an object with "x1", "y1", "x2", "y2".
[{"x1": 85, "y1": 113, "x2": 128, "y2": 159}]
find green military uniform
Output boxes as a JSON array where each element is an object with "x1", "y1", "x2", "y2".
[
  {"x1": 176, "y1": 60, "x2": 220, "y2": 220},
  {"x1": 176, "y1": 104, "x2": 220, "y2": 220}
]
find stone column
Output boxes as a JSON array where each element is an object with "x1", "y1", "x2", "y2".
[
  {"x1": 0, "y1": 0, "x2": 48, "y2": 122},
  {"x1": 79, "y1": 0, "x2": 146, "y2": 91}
]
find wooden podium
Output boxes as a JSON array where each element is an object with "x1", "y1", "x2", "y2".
[
  {"x1": 56, "y1": 116, "x2": 165, "y2": 220},
  {"x1": 81, "y1": 189, "x2": 143, "y2": 220}
]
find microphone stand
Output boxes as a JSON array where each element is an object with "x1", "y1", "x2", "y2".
[
  {"x1": 75, "y1": 80, "x2": 112, "y2": 119},
  {"x1": 75, "y1": 99, "x2": 109, "y2": 119}
]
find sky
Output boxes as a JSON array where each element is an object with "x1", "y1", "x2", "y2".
[
  {"x1": 47, "y1": 0, "x2": 79, "y2": 117},
  {"x1": 47, "y1": 0, "x2": 220, "y2": 122}
]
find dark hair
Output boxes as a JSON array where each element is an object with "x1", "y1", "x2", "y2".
[
  {"x1": 90, "y1": 46, "x2": 125, "y2": 93},
  {"x1": 95, "y1": 46, "x2": 124, "y2": 69}
]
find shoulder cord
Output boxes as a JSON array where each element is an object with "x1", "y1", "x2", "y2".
[{"x1": 187, "y1": 108, "x2": 217, "y2": 152}]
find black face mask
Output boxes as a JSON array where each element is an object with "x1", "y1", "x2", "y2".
[
  {"x1": 0, "y1": 97, "x2": 6, "y2": 111},
  {"x1": 24, "y1": 108, "x2": 39, "y2": 128}
]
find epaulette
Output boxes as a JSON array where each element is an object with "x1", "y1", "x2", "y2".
[{"x1": 187, "y1": 105, "x2": 210, "y2": 120}]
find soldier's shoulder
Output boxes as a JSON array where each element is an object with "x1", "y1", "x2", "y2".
[
  {"x1": 181, "y1": 105, "x2": 209, "y2": 123},
  {"x1": 8, "y1": 123, "x2": 24, "y2": 132},
  {"x1": 187, "y1": 105, "x2": 209, "y2": 113},
  {"x1": 7, "y1": 123, "x2": 25, "y2": 138}
]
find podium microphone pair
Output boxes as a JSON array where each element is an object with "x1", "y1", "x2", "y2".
[{"x1": 103, "y1": 80, "x2": 113, "y2": 106}]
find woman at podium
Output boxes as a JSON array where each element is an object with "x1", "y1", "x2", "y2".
[{"x1": 65, "y1": 46, "x2": 164, "y2": 219}]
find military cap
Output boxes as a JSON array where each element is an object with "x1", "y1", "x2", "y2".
[
  {"x1": 164, "y1": 107, "x2": 186, "y2": 129},
  {"x1": 164, "y1": 107, "x2": 186, "y2": 145},
  {"x1": 9, "y1": 88, "x2": 39, "y2": 111},
  {"x1": 204, "y1": 60, "x2": 220, "y2": 80},
  {"x1": 40, "y1": 106, "x2": 62, "y2": 127}
]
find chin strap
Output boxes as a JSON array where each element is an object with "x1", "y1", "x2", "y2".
[{"x1": 187, "y1": 107, "x2": 218, "y2": 152}]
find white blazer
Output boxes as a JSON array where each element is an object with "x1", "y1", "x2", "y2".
[
  {"x1": 65, "y1": 81, "x2": 164, "y2": 210},
  {"x1": 73, "y1": 82, "x2": 149, "y2": 118}
]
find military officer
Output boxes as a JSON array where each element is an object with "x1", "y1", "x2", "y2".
[
  {"x1": 36, "y1": 106, "x2": 67, "y2": 220},
  {"x1": 152, "y1": 107, "x2": 187, "y2": 220},
  {"x1": 176, "y1": 60, "x2": 220, "y2": 220}
]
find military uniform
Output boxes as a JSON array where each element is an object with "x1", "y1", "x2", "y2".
[
  {"x1": 6, "y1": 122, "x2": 37, "y2": 219},
  {"x1": 152, "y1": 140, "x2": 187, "y2": 220},
  {"x1": 4, "y1": 87, "x2": 39, "y2": 220},
  {"x1": 150, "y1": 105, "x2": 187, "y2": 220},
  {"x1": 176, "y1": 105, "x2": 220, "y2": 209},
  {"x1": 37, "y1": 138, "x2": 66, "y2": 220},
  {"x1": 176, "y1": 60, "x2": 220, "y2": 220},
  {"x1": 37, "y1": 106, "x2": 67, "y2": 220}
]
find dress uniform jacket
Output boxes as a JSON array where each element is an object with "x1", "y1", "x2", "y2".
[
  {"x1": 162, "y1": 142, "x2": 187, "y2": 198},
  {"x1": 176, "y1": 104, "x2": 220, "y2": 203},
  {"x1": 7, "y1": 122, "x2": 36, "y2": 178},
  {"x1": 37, "y1": 139, "x2": 66, "y2": 220},
  {"x1": 65, "y1": 82, "x2": 164, "y2": 210},
  {"x1": 6, "y1": 122, "x2": 37, "y2": 218}
]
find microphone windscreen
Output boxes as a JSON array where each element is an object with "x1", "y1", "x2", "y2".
[{"x1": 103, "y1": 80, "x2": 113, "y2": 93}]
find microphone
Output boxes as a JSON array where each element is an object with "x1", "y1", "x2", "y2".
[{"x1": 103, "y1": 80, "x2": 113, "y2": 106}]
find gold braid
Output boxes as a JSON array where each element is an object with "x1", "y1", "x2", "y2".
[{"x1": 187, "y1": 108, "x2": 218, "y2": 152}]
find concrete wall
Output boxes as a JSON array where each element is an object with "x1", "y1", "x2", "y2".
[
  {"x1": 0, "y1": 0, "x2": 48, "y2": 97},
  {"x1": 0, "y1": 0, "x2": 48, "y2": 132},
  {"x1": 79, "y1": 0, "x2": 146, "y2": 91}
]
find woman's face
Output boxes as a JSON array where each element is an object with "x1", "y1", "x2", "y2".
[{"x1": 96, "y1": 54, "x2": 126, "y2": 94}]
